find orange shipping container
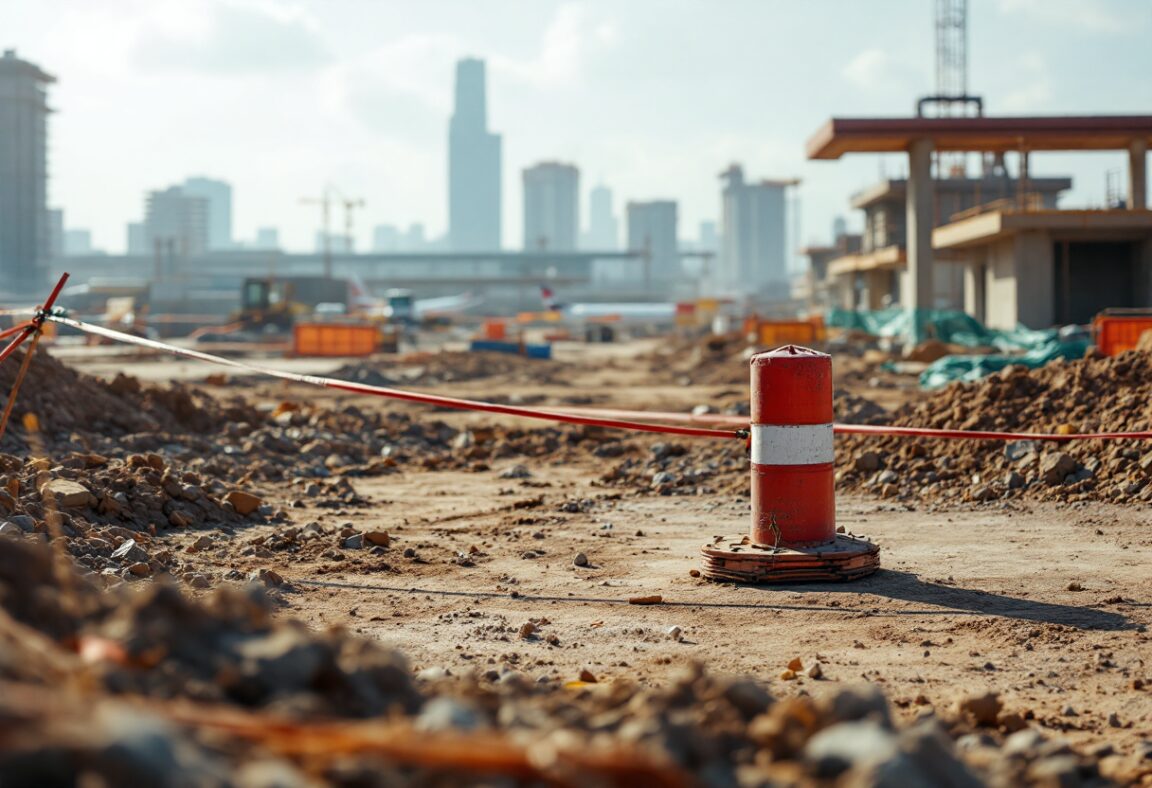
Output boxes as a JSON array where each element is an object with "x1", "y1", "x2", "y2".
[
  {"x1": 1093, "y1": 315, "x2": 1152, "y2": 356},
  {"x1": 482, "y1": 319, "x2": 507, "y2": 340},
  {"x1": 293, "y1": 323, "x2": 380, "y2": 357},
  {"x1": 756, "y1": 320, "x2": 818, "y2": 347}
]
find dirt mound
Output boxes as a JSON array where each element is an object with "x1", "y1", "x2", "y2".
[
  {"x1": 0, "y1": 347, "x2": 262, "y2": 454},
  {"x1": 0, "y1": 536, "x2": 1124, "y2": 786},
  {"x1": 836, "y1": 350, "x2": 1152, "y2": 504}
]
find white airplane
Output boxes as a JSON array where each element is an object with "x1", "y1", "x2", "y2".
[
  {"x1": 538, "y1": 285, "x2": 678, "y2": 325},
  {"x1": 348, "y1": 276, "x2": 483, "y2": 322}
]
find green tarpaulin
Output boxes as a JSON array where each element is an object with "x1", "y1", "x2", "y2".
[{"x1": 826, "y1": 307, "x2": 1091, "y2": 388}]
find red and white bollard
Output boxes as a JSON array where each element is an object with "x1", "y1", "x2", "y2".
[{"x1": 701, "y1": 345, "x2": 879, "y2": 583}]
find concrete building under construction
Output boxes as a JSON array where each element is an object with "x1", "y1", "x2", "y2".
[
  {"x1": 0, "y1": 49, "x2": 54, "y2": 293},
  {"x1": 807, "y1": 115, "x2": 1152, "y2": 329}
]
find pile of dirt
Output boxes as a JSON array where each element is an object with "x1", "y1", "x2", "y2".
[
  {"x1": 643, "y1": 332, "x2": 754, "y2": 386},
  {"x1": 836, "y1": 350, "x2": 1152, "y2": 505},
  {"x1": 0, "y1": 536, "x2": 1130, "y2": 786},
  {"x1": 0, "y1": 346, "x2": 261, "y2": 454}
]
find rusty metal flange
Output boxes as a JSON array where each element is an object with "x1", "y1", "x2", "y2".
[{"x1": 700, "y1": 533, "x2": 880, "y2": 584}]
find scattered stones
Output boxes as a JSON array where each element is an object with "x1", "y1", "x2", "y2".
[
  {"x1": 498, "y1": 464, "x2": 532, "y2": 480},
  {"x1": 223, "y1": 491, "x2": 262, "y2": 516},
  {"x1": 111, "y1": 539, "x2": 149, "y2": 565},
  {"x1": 38, "y1": 478, "x2": 95, "y2": 508},
  {"x1": 363, "y1": 531, "x2": 391, "y2": 547}
]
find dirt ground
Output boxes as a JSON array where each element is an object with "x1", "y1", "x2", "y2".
[{"x1": 55, "y1": 336, "x2": 1151, "y2": 770}]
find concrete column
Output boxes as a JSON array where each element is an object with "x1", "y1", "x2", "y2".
[
  {"x1": 905, "y1": 138, "x2": 935, "y2": 317},
  {"x1": 963, "y1": 261, "x2": 985, "y2": 323},
  {"x1": 1130, "y1": 139, "x2": 1148, "y2": 210}
]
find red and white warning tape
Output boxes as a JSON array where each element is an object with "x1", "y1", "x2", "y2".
[
  {"x1": 5, "y1": 303, "x2": 1145, "y2": 447},
  {"x1": 42, "y1": 315, "x2": 744, "y2": 441}
]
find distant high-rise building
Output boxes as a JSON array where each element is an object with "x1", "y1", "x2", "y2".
[
  {"x1": 626, "y1": 201, "x2": 679, "y2": 283},
  {"x1": 127, "y1": 222, "x2": 147, "y2": 254},
  {"x1": 448, "y1": 58, "x2": 502, "y2": 251},
  {"x1": 255, "y1": 227, "x2": 279, "y2": 249},
  {"x1": 582, "y1": 184, "x2": 618, "y2": 251},
  {"x1": 182, "y1": 176, "x2": 233, "y2": 250},
  {"x1": 373, "y1": 224, "x2": 399, "y2": 252},
  {"x1": 719, "y1": 164, "x2": 796, "y2": 295},
  {"x1": 522, "y1": 162, "x2": 579, "y2": 251},
  {"x1": 47, "y1": 209, "x2": 65, "y2": 261},
  {"x1": 698, "y1": 220, "x2": 719, "y2": 253},
  {"x1": 144, "y1": 186, "x2": 209, "y2": 259},
  {"x1": 832, "y1": 215, "x2": 847, "y2": 242},
  {"x1": 64, "y1": 229, "x2": 93, "y2": 256},
  {"x1": 315, "y1": 232, "x2": 352, "y2": 254},
  {"x1": 0, "y1": 50, "x2": 54, "y2": 291}
]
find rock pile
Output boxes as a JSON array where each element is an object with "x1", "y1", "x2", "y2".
[
  {"x1": 0, "y1": 536, "x2": 1129, "y2": 786},
  {"x1": 0, "y1": 450, "x2": 271, "y2": 585},
  {"x1": 836, "y1": 350, "x2": 1152, "y2": 504}
]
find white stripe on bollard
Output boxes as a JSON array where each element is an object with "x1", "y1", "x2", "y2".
[{"x1": 750, "y1": 423, "x2": 834, "y2": 466}]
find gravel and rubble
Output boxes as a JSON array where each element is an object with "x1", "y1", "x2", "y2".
[
  {"x1": 0, "y1": 535, "x2": 1137, "y2": 786},
  {"x1": 836, "y1": 350, "x2": 1152, "y2": 505}
]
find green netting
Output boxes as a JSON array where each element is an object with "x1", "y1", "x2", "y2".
[
  {"x1": 827, "y1": 307, "x2": 1091, "y2": 388},
  {"x1": 917, "y1": 335, "x2": 1093, "y2": 389},
  {"x1": 826, "y1": 307, "x2": 1056, "y2": 351}
]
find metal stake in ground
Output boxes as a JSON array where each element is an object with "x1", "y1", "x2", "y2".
[{"x1": 700, "y1": 345, "x2": 880, "y2": 583}]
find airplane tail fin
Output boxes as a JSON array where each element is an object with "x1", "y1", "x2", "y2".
[{"x1": 540, "y1": 285, "x2": 561, "y2": 311}]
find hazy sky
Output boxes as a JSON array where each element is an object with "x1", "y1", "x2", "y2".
[{"x1": 4, "y1": 0, "x2": 1151, "y2": 255}]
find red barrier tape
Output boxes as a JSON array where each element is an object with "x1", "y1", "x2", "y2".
[
  {"x1": 32, "y1": 311, "x2": 1152, "y2": 445},
  {"x1": 42, "y1": 316, "x2": 742, "y2": 441}
]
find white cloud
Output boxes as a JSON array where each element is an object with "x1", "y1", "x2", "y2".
[
  {"x1": 842, "y1": 49, "x2": 896, "y2": 90},
  {"x1": 492, "y1": 3, "x2": 619, "y2": 89},
  {"x1": 998, "y1": 52, "x2": 1053, "y2": 112},
  {"x1": 996, "y1": 0, "x2": 1129, "y2": 33},
  {"x1": 134, "y1": 0, "x2": 330, "y2": 75}
]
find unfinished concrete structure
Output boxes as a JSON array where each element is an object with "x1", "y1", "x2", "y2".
[
  {"x1": 0, "y1": 50, "x2": 54, "y2": 293},
  {"x1": 826, "y1": 175, "x2": 1071, "y2": 311},
  {"x1": 808, "y1": 116, "x2": 1152, "y2": 328}
]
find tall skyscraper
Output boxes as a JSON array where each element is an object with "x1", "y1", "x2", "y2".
[
  {"x1": 626, "y1": 201, "x2": 679, "y2": 283},
  {"x1": 522, "y1": 162, "x2": 579, "y2": 251},
  {"x1": 719, "y1": 164, "x2": 796, "y2": 295},
  {"x1": 144, "y1": 186, "x2": 210, "y2": 259},
  {"x1": 582, "y1": 184, "x2": 618, "y2": 250},
  {"x1": 182, "y1": 176, "x2": 233, "y2": 250},
  {"x1": 0, "y1": 50, "x2": 54, "y2": 292},
  {"x1": 47, "y1": 209, "x2": 65, "y2": 261},
  {"x1": 127, "y1": 222, "x2": 147, "y2": 254},
  {"x1": 448, "y1": 58, "x2": 502, "y2": 251},
  {"x1": 64, "y1": 229, "x2": 93, "y2": 256},
  {"x1": 698, "y1": 220, "x2": 719, "y2": 253}
]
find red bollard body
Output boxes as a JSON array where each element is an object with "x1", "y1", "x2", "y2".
[
  {"x1": 700, "y1": 344, "x2": 880, "y2": 583},
  {"x1": 750, "y1": 346, "x2": 835, "y2": 546}
]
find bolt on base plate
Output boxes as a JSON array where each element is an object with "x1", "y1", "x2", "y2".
[{"x1": 700, "y1": 533, "x2": 880, "y2": 583}]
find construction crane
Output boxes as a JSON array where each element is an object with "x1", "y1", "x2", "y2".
[
  {"x1": 301, "y1": 189, "x2": 334, "y2": 278},
  {"x1": 917, "y1": 0, "x2": 988, "y2": 178},
  {"x1": 332, "y1": 187, "x2": 366, "y2": 255}
]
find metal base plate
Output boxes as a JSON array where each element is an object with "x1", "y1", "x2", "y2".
[{"x1": 700, "y1": 533, "x2": 880, "y2": 583}]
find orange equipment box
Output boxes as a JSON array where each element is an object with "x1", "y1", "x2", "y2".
[
  {"x1": 293, "y1": 323, "x2": 380, "y2": 357},
  {"x1": 1093, "y1": 314, "x2": 1152, "y2": 356},
  {"x1": 755, "y1": 320, "x2": 818, "y2": 347}
]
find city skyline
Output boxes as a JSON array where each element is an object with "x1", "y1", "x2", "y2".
[{"x1": 2, "y1": 0, "x2": 1151, "y2": 256}]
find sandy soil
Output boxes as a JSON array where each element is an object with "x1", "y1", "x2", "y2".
[{"x1": 57, "y1": 336, "x2": 1152, "y2": 769}]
